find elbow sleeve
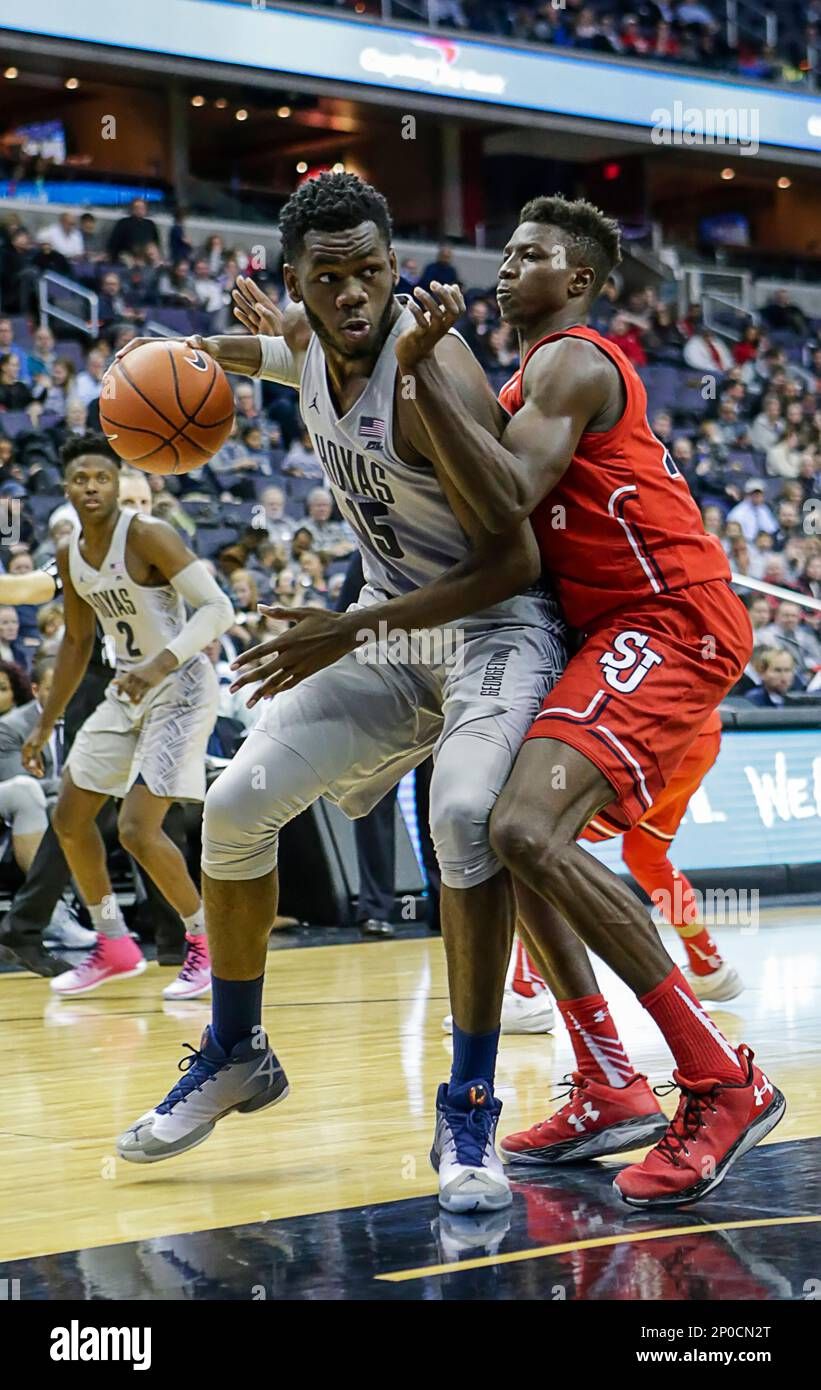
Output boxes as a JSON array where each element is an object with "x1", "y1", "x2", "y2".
[{"x1": 165, "y1": 561, "x2": 235, "y2": 667}]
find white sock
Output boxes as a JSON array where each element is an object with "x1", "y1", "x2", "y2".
[
  {"x1": 89, "y1": 896, "x2": 128, "y2": 940},
  {"x1": 183, "y1": 906, "x2": 206, "y2": 937}
]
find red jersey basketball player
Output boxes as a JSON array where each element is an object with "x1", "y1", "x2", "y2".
[{"x1": 394, "y1": 195, "x2": 783, "y2": 1207}]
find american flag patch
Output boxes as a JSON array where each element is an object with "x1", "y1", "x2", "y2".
[{"x1": 359, "y1": 415, "x2": 386, "y2": 450}]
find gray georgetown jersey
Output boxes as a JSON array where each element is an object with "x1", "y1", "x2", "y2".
[{"x1": 299, "y1": 300, "x2": 562, "y2": 632}]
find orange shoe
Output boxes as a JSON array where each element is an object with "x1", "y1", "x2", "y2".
[
  {"x1": 615, "y1": 1046, "x2": 785, "y2": 1208},
  {"x1": 500, "y1": 1071, "x2": 668, "y2": 1165}
]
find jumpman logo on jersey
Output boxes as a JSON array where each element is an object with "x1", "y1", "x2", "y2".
[
  {"x1": 568, "y1": 1102, "x2": 601, "y2": 1133},
  {"x1": 308, "y1": 393, "x2": 319, "y2": 412}
]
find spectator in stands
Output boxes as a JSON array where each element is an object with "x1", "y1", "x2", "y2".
[
  {"x1": 747, "y1": 594, "x2": 775, "y2": 634},
  {"x1": 483, "y1": 324, "x2": 518, "y2": 378},
  {"x1": 727, "y1": 479, "x2": 779, "y2": 543},
  {"x1": 0, "y1": 319, "x2": 30, "y2": 384},
  {"x1": 459, "y1": 298, "x2": 494, "y2": 363},
  {"x1": 158, "y1": 259, "x2": 198, "y2": 308},
  {"x1": 0, "y1": 610, "x2": 28, "y2": 669},
  {"x1": 760, "y1": 289, "x2": 810, "y2": 338},
  {"x1": 32, "y1": 512, "x2": 75, "y2": 567},
  {"x1": 750, "y1": 394, "x2": 784, "y2": 453},
  {"x1": 0, "y1": 657, "x2": 32, "y2": 716},
  {"x1": 419, "y1": 244, "x2": 461, "y2": 292},
  {"x1": 759, "y1": 600, "x2": 821, "y2": 679},
  {"x1": 37, "y1": 212, "x2": 84, "y2": 260},
  {"x1": 773, "y1": 498, "x2": 803, "y2": 549},
  {"x1": 799, "y1": 552, "x2": 821, "y2": 603},
  {"x1": 283, "y1": 426, "x2": 323, "y2": 481},
  {"x1": 0, "y1": 228, "x2": 35, "y2": 314},
  {"x1": 39, "y1": 359, "x2": 78, "y2": 420},
  {"x1": 303, "y1": 487, "x2": 356, "y2": 559},
  {"x1": 733, "y1": 324, "x2": 762, "y2": 366},
  {"x1": 98, "y1": 271, "x2": 144, "y2": 333},
  {"x1": 745, "y1": 647, "x2": 799, "y2": 706},
  {"x1": 0, "y1": 354, "x2": 41, "y2": 413},
  {"x1": 108, "y1": 197, "x2": 161, "y2": 263},
  {"x1": 201, "y1": 233, "x2": 225, "y2": 276},
  {"x1": 257, "y1": 485, "x2": 296, "y2": 547},
  {"x1": 74, "y1": 349, "x2": 106, "y2": 408},
  {"x1": 683, "y1": 327, "x2": 733, "y2": 373},
  {"x1": 229, "y1": 568, "x2": 260, "y2": 625},
  {"x1": 170, "y1": 207, "x2": 194, "y2": 264},
  {"x1": 606, "y1": 312, "x2": 646, "y2": 367},
  {"x1": 396, "y1": 257, "x2": 420, "y2": 297},
  {"x1": 79, "y1": 211, "x2": 105, "y2": 261},
  {"x1": 297, "y1": 549, "x2": 329, "y2": 605},
  {"x1": 26, "y1": 326, "x2": 56, "y2": 381},
  {"x1": 700, "y1": 504, "x2": 724, "y2": 537},
  {"x1": 644, "y1": 303, "x2": 686, "y2": 363},
  {"x1": 274, "y1": 567, "x2": 298, "y2": 609},
  {"x1": 192, "y1": 258, "x2": 225, "y2": 323},
  {"x1": 768, "y1": 429, "x2": 805, "y2": 480},
  {"x1": 710, "y1": 397, "x2": 749, "y2": 448}
]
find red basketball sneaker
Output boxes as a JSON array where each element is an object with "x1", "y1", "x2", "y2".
[
  {"x1": 614, "y1": 1045, "x2": 785, "y2": 1208},
  {"x1": 500, "y1": 1071, "x2": 668, "y2": 1165}
]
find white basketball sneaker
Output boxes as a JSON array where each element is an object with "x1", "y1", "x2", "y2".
[
  {"x1": 430, "y1": 1079, "x2": 512, "y2": 1213},
  {"x1": 44, "y1": 900, "x2": 97, "y2": 950},
  {"x1": 116, "y1": 1025, "x2": 289, "y2": 1163},
  {"x1": 687, "y1": 961, "x2": 744, "y2": 1003},
  {"x1": 162, "y1": 933, "x2": 211, "y2": 1000},
  {"x1": 443, "y1": 987, "x2": 555, "y2": 1035}
]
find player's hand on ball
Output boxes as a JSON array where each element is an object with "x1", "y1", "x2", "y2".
[
  {"x1": 113, "y1": 654, "x2": 175, "y2": 704},
  {"x1": 395, "y1": 282, "x2": 465, "y2": 371},
  {"x1": 229, "y1": 606, "x2": 359, "y2": 705},
  {"x1": 21, "y1": 723, "x2": 50, "y2": 778}
]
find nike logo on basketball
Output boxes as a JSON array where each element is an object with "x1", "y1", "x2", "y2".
[{"x1": 185, "y1": 351, "x2": 209, "y2": 372}]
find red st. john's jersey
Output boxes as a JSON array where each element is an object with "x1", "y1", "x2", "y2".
[{"x1": 498, "y1": 325, "x2": 731, "y2": 630}]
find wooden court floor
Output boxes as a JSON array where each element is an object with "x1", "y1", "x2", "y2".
[{"x1": 0, "y1": 905, "x2": 819, "y2": 1297}]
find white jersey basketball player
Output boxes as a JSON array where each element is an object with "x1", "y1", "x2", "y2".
[
  {"x1": 114, "y1": 174, "x2": 566, "y2": 1216},
  {"x1": 23, "y1": 436, "x2": 233, "y2": 998}
]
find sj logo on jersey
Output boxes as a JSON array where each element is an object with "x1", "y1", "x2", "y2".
[{"x1": 599, "y1": 631, "x2": 663, "y2": 693}]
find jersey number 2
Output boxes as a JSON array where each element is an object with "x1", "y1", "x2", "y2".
[{"x1": 116, "y1": 621, "x2": 143, "y2": 659}]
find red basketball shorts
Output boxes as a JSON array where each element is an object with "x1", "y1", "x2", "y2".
[{"x1": 525, "y1": 579, "x2": 750, "y2": 833}]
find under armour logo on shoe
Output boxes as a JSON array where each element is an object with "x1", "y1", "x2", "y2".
[
  {"x1": 592, "y1": 1008, "x2": 608, "y2": 1024},
  {"x1": 568, "y1": 1102, "x2": 600, "y2": 1132},
  {"x1": 754, "y1": 1076, "x2": 773, "y2": 1107}
]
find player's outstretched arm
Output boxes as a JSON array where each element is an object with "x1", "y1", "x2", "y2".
[
  {"x1": 113, "y1": 520, "x2": 234, "y2": 704},
  {"x1": 21, "y1": 545, "x2": 95, "y2": 777},
  {"x1": 396, "y1": 283, "x2": 612, "y2": 532},
  {"x1": 0, "y1": 572, "x2": 57, "y2": 606}
]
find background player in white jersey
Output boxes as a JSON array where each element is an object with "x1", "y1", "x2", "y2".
[
  {"x1": 115, "y1": 173, "x2": 566, "y2": 1214},
  {"x1": 22, "y1": 433, "x2": 233, "y2": 998}
]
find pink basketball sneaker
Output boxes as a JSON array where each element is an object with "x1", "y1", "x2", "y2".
[
  {"x1": 163, "y1": 933, "x2": 212, "y2": 1000},
  {"x1": 50, "y1": 934, "x2": 147, "y2": 995}
]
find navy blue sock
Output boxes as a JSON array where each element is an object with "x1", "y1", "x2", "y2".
[
  {"x1": 211, "y1": 974, "x2": 264, "y2": 1053},
  {"x1": 450, "y1": 1023, "x2": 500, "y2": 1092}
]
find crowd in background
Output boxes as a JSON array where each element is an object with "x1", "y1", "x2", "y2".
[
  {"x1": 1, "y1": 200, "x2": 820, "y2": 763},
  {"x1": 305, "y1": 0, "x2": 821, "y2": 86}
]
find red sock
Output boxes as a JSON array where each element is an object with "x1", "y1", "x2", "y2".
[
  {"x1": 511, "y1": 939, "x2": 546, "y2": 998},
  {"x1": 557, "y1": 994, "x2": 636, "y2": 1088},
  {"x1": 641, "y1": 965, "x2": 742, "y2": 1083}
]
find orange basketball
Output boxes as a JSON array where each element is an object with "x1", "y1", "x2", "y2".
[{"x1": 99, "y1": 340, "x2": 235, "y2": 475}]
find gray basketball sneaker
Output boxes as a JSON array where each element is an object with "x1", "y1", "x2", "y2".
[{"x1": 116, "y1": 1026, "x2": 289, "y2": 1164}]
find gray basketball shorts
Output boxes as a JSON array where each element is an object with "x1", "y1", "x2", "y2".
[
  {"x1": 66, "y1": 653, "x2": 219, "y2": 803},
  {"x1": 202, "y1": 612, "x2": 567, "y2": 889}
]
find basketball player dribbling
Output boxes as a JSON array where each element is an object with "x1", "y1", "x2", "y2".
[
  {"x1": 386, "y1": 195, "x2": 784, "y2": 1206},
  {"x1": 22, "y1": 433, "x2": 234, "y2": 998},
  {"x1": 115, "y1": 173, "x2": 567, "y2": 1215}
]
